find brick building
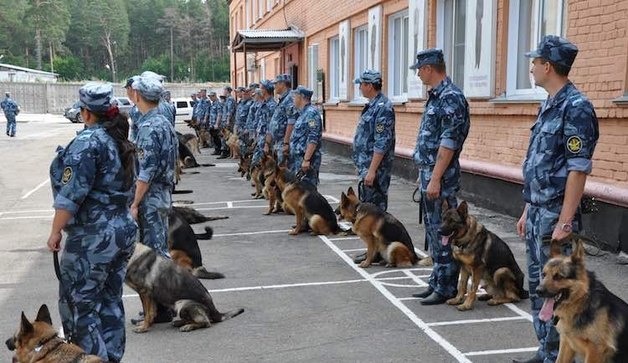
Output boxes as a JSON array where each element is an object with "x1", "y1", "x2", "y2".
[{"x1": 228, "y1": 0, "x2": 628, "y2": 252}]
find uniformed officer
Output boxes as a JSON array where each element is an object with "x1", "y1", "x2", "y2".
[
  {"x1": 129, "y1": 76, "x2": 176, "y2": 257},
  {"x1": 123, "y1": 77, "x2": 142, "y2": 142},
  {"x1": 245, "y1": 84, "x2": 261, "y2": 138},
  {"x1": 268, "y1": 74, "x2": 299, "y2": 166},
  {"x1": 196, "y1": 89, "x2": 209, "y2": 129},
  {"x1": 409, "y1": 48, "x2": 470, "y2": 306},
  {"x1": 235, "y1": 87, "x2": 253, "y2": 154},
  {"x1": 161, "y1": 90, "x2": 176, "y2": 125},
  {"x1": 252, "y1": 80, "x2": 277, "y2": 165},
  {"x1": 351, "y1": 70, "x2": 396, "y2": 213},
  {"x1": 289, "y1": 86, "x2": 322, "y2": 186},
  {"x1": 513, "y1": 35, "x2": 599, "y2": 363},
  {"x1": 217, "y1": 86, "x2": 237, "y2": 159},
  {"x1": 1, "y1": 92, "x2": 19, "y2": 137},
  {"x1": 140, "y1": 71, "x2": 175, "y2": 126},
  {"x1": 47, "y1": 83, "x2": 137, "y2": 362}
]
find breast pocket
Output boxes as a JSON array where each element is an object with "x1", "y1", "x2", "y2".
[{"x1": 538, "y1": 120, "x2": 563, "y2": 153}]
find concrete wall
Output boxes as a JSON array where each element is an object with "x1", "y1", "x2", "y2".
[{"x1": 0, "y1": 82, "x2": 229, "y2": 114}]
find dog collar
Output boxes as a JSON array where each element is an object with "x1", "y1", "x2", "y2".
[{"x1": 32, "y1": 334, "x2": 63, "y2": 361}]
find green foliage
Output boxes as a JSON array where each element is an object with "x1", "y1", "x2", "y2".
[{"x1": 0, "y1": 0, "x2": 231, "y2": 82}]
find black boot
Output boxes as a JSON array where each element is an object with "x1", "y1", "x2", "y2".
[
  {"x1": 212, "y1": 149, "x2": 221, "y2": 155},
  {"x1": 512, "y1": 356, "x2": 543, "y2": 363},
  {"x1": 420, "y1": 291, "x2": 448, "y2": 306},
  {"x1": 412, "y1": 288, "x2": 434, "y2": 299}
]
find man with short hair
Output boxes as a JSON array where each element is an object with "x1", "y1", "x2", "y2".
[
  {"x1": 268, "y1": 74, "x2": 299, "y2": 166},
  {"x1": 217, "y1": 86, "x2": 237, "y2": 159},
  {"x1": 252, "y1": 80, "x2": 277, "y2": 166},
  {"x1": 513, "y1": 35, "x2": 599, "y2": 363},
  {"x1": 235, "y1": 87, "x2": 253, "y2": 154},
  {"x1": 289, "y1": 86, "x2": 322, "y2": 186},
  {"x1": 410, "y1": 48, "x2": 470, "y2": 306}
]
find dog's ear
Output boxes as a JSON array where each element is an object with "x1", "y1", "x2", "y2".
[
  {"x1": 347, "y1": 187, "x2": 355, "y2": 196},
  {"x1": 35, "y1": 304, "x2": 52, "y2": 325},
  {"x1": 571, "y1": 238, "x2": 585, "y2": 265},
  {"x1": 20, "y1": 312, "x2": 33, "y2": 335},
  {"x1": 457, "y1": 201, "x2": 468, "y2": 218},
  {"x1": 340, "y1": 192, "x2": 347, "y2": 205},
  {"x1": 442, "y1": 199, "x2": 451, "y2": 211}
]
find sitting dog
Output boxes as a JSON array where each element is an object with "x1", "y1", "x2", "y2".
[
  {"x1": 537, "y1": 238, "x2": 628, "y2": 363},
  {"x1": 125, "y1": 243, "x2": 244, "y2": 333},
  {"x1": 337, "y1": 187, "x2": 419, "y2": 268},
  {"x1": 6, "y1": 304, "x2": 104, "y2": 363},
  {"x1": 439, "y1": 200, "x2": 529, "y2": 311},
  {"x1": 282, "y1": 179, "x2": 340, "y2": 236},
  {"x1": 220, "y1": 128, "x2": 240, "y2": 159}
]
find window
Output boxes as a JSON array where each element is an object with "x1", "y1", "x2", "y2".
[
  {"x1": 507, "y1": 0, "x2": 567, "y2": 97},
  {"x1": 353, "y1": 25, "x2": 368, "y2": 101},
  {"x1": 258, "y1": 0, "x2": 263, "y2": 19},
  {"x1": 267, "y1": 0, "x2": 271, "y2": 13},
  {"x1": 438, "y1": 0, "x2": 466, "y2": 90},
  {"x1": 329, "y1": 37, "x2": 340, "y2": 100},
  {"x1": 388, "y1": 10, "x2": 410, "y2": 99},
  {"x1": 252, "y1": 0, "x2": 256, "y2": 25},
  {"x1": 308, "y1": 44, "x2": 320, "y2": 102},
  {"x1": 246, "y1": 0, "x2": 250, "y2": 28}
]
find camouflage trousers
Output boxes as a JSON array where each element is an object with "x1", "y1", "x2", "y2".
[
  {"x1": 525, "y1": 203, "x2": 578, "y2": 363},
  {"x1": 5, "y1": 113, "x2": 16, "y2": 136},
  {"x1": 289, "y1": 151, "x2": 321, "y2": 187},
  {"x1": 138, "y1": 192, "x2": 170, "y2": 257},
  {"x1": 357, "y1": 168, "x2": 391, "y2": 212},
  {"x1": 59, "y1": 218, "x2": 136, "y2": 362},
  {"x1": 273, "y1": 142, "x2": 287, "y2": 167},
  {"x1": 252, "y1": 135, "x2": 266, "y2": 165}
]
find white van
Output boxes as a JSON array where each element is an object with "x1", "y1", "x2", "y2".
[{"x1": 174, "y1": 98, "x2": 194, "y2": 122}]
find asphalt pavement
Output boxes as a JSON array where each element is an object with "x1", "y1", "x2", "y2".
[{"x1": 0, "y1": 115, "x2": 626, "y2": 363}]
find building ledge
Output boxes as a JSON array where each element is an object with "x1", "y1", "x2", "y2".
[
  {"x1": 347, "y1": 99, "x2": 368, "y2": 107},
  {"x1": 613, "y1": 94, "x2": 628, "y2": 105},
  {"x1": 322, "y1": 132, "x2": 628, "y2": 208},
  {"x1": 489, "y1": 94, "x2": 545, "y2": 104},
  {"x1": 323, "y1": 99, "x2": 339, "y2": 106}
]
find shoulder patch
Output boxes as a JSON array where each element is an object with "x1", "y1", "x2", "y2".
[
  {"x1": 62, "y1": 167, "x2": 73, "y2": 184},
  {"x1": 376, "y1": 122, "x2": 384, "y2": 134},
  {"x1": 567, "y1": 136, "x2": 583, "y2": 154},
  {"x1": 138, "y1": 148, "x2": 145, "y2": 160}
]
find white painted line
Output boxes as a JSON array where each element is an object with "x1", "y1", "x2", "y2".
[
  {"x1": 325, "y1": 195, "x2": 340, "y2": 203},
  {"x1": 398, "y1": 297, "x2": 422, "y2": 301},
  {"x1": 330, "y1": 237, "x2": 361, "y2": 241},
  {"x1": 0, "y1": 215, "x2": 54, "y2": 221},
  {"x1": 426, "y1": 316, "x2": 528, "y2": 327},
  {"x1": 504, "y1": 303, "x2": 534, "y2": 322},
  {"x1": 213, "y1": 229, "x2": 291, "y2": 237},
  {"x1": 226, "y1": 202, "x2": 233, "y2": 208},
  {"x1": 402, "y1": 269, "x2": 429, "y2": 288},
  {"x1": 463, "y1": 347, "x2": 538, "y2": 357},
  {"x1": 414, "y1": 248, "x2": 429, "y2": 258},
  {"x1": 341, "y1": 248, "x2": 366, "y2": 253},
  {"x1": 175, "y1": 199, "x2": 267, "y2": 206},
  {"x1": 0, "y1": 209, "x2": 53, "y2": 214},
  {"x1": 318, "y1": 235, "x2": 472, "y2": 363},
  {"x1": 21, "y1": 178, "x2": 50, "y2": 200}
]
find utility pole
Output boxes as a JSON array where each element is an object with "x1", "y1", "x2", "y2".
[{"x1": 170, "y1": 26, "x2": 174, "y2": 82}]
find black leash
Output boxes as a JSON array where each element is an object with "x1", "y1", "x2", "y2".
[
  {"x1": 357, "y1": 180, "x2": 384, "y2": 203},
  {"x1": 412, "y1": 186, "x2": 427, "y2": 251},
  {"x1": 53, "y1": 251, "x2": 76, "y2": 345}
]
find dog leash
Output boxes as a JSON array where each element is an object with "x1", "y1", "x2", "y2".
[
  {"x1": 357, "y1": 180, "x2": 384, "y2": 203},
  {"x1": 411, "y1": 187, "x2": 428, "y2": 252},
  {"x1": 53, "y1": 251, "x2": 77, "y2": 345}
]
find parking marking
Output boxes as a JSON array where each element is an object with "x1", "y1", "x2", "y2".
[
  {"x1": 213, "y1": 229, "x2": 291, "y2": 237},
  {"x1": 463, "y1": 347, "x2": 538, "y2": 356},
  {"x1": 318, "y1": 235, "x2": 472, "y2": 363},
  {"x1": 426, "y1": 316, "x2": 529, "y2": 327},
  {"x1": 21, "y1": 178, "x2": 50, "y2": 200}
]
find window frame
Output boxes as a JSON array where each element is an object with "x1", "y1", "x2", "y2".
[
  {"x1": 436, "y1": 0, "x2": 466, "y2": 91},
  {"x1": 352, "y1": 25, "x2": 369, "y2": 103},
  {"x1": 308, "y1": 44, "x2": 320, "y2": 102},
  {"x1": 329, "y1": 37, "x2": 341, "y2": 101},
  {"x1": 387, "y1": 9, "x2": 410, "y2": 102},
  {"x1": 505, "y1": 0, "x2": 567, "y2": 99}
]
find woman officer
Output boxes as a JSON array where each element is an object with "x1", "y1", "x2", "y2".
[{"x1": 47, "y1": 83, "x2": 137, "y2": 363}]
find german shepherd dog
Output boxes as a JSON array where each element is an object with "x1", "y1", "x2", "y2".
[
  {"x1": 238, "y1": 149, "x2": 254, "y2": 180},
  {"x1": 439, "y1": 200, "x2": 529, "y2": 311},
  {"x1": 6, "y1": 304, "x2": 104, "y2": 363},
  {"x1": 220, "y1": 128, "x2": 240, "y2": 159},
  {"x1": 337, "y1": 187, "x2": 418, "y2": 268},
  {"x1": 261, "y1": 152, "x2": 294, "y2": 215},
  {"x1": 537, "y1": 238, "x2": 628, "y2": 363},
  {"x1": 125, "y1": 243, "x2": 244, "y2": 333},
  {"x1": 282, "y1": 179, "x2": 340, "y2": 236},
  {"x1": 168, "y1": 207, "x2": 225, "y2": 280}
]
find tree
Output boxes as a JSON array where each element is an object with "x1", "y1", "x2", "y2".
[{"x1": 25, "y1": 0, "x2": 70, "y2": 70}]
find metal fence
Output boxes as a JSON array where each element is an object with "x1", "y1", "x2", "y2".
[{"x1": 0, "y1": 82, "x2": 228, "y2": 114}]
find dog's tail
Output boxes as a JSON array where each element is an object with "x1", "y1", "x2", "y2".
[
  {"x1": 195, "y1": 226, "x2": 213, "y2": 240},
  {"x1": 193, "y1": 266, "x2": 225, "y2": 280},
  {"x1": 218, "y1": 308, "x2": 245, "y2": 322}
]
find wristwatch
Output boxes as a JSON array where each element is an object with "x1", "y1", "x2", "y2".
[{"x1": 560, "y1": 223, "x2": 573, "y2": 233}]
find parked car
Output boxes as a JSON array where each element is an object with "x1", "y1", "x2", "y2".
[
  {"x1": 174, "y1": 98, "x2": 194, "y2": 122},
  {"x1": 112, "y1": 97, "x2": 134, "y2": 116},
  {"x1": 63, "y1": 101, "x2": 82, "y2": 123}
]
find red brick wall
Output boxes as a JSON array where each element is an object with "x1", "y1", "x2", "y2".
[{"x1": 230, "y1": 0, "x2": 628, "y2": 190}]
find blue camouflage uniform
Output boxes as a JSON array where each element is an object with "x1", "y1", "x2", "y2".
[
  {"x1": 132, "y1": 77, "x2": 177, "y2": 257},
  {"x1": 209, "y1": 97, "x2": 220, "y2": 127},
  {"x1": 252, "y1": 81, "x2": 277, "y2": 164},
  {"x1": 289, "y1": 86, "x2": 322, "y2": 186},
  {"x1": 1, "y1": 94, "x2": 19, "y2": 136},
  {"x1": 411, "y1": 49, "x2": 470, "y2": 300},
  {"x1": 128, "y1": 105, "x2": 142, "y2": 142},
  {"x1": 269, "y1": 74, "x2": 299, "y2": 165},
  {"x1": 221, "y1": 93, "x2": 236, "y2": 129},
  {"x1": 246, "y1": 86, "x2": 261, "y2": 136},
  {"x1": 352, "y1": 70, "x2": 396, "y2": 212},
  {"x1": 236, "y1": 96, "x2": 253, "y2": 153},
  {"x1": 522, "y1": 36, "x2": 599, "y2": 363},
  {"x1": 196, "y1": 95, "x2": 209, "y2": 127},
  {"x1": 50, "y1": 83, "x2": 136, "y2": 363}
]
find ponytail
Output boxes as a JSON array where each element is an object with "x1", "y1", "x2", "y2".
[{"x1": 99, "y1": 107, "x2": 136, "y2": 189}]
